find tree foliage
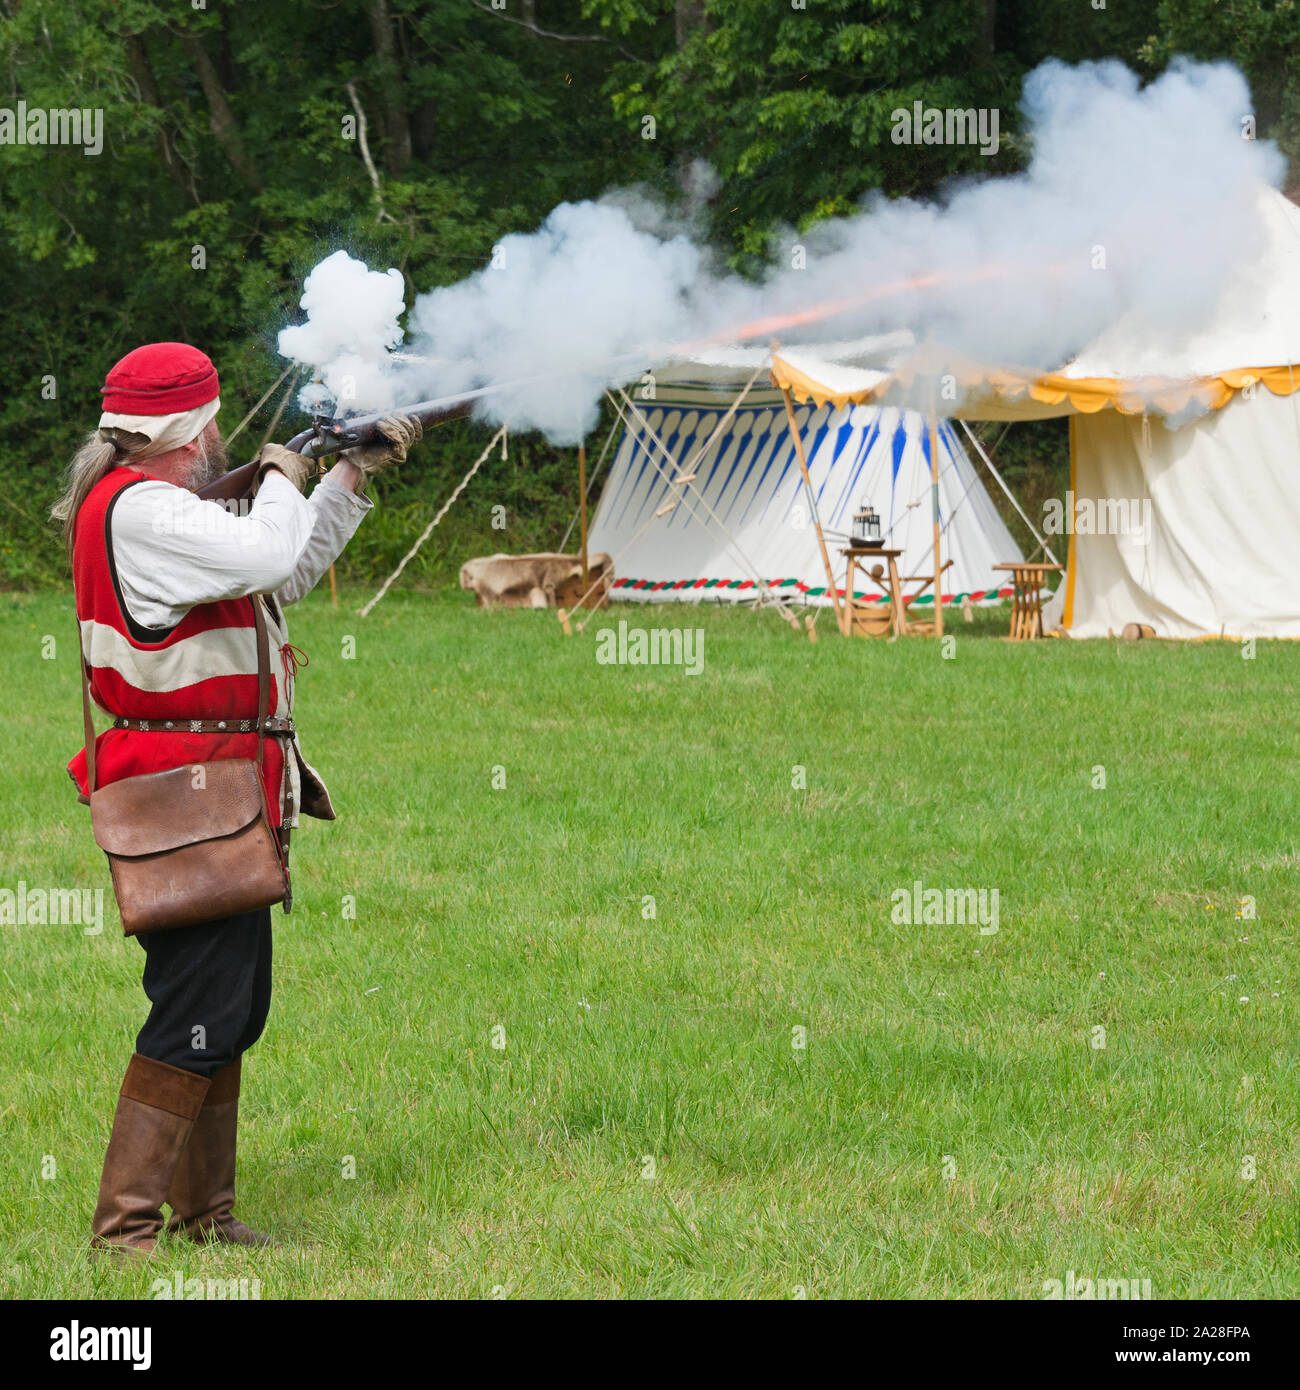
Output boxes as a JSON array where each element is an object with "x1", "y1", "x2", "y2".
[{"x1": 0, "y1": 0, "x2": 1294, "y2": 586}]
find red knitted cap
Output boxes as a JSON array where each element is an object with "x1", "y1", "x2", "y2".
[{"x1": 101, "y1": 342, "x2": 220, "y2": 415}]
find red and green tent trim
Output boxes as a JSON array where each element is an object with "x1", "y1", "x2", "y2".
[{"x1": 611, "y1": 577, "x2": 1015, "y2": 605}]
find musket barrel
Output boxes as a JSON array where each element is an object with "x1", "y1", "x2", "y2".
[{"x1": 287, "y1": 395, "x2": 475, "y2": 458}]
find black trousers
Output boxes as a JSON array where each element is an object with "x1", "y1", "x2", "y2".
[{"x1": 134, "y1": 906, "x2": 273, "y2": 1078}]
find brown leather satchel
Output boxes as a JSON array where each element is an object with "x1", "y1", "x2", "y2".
[{"x1": 81, "y1": 597, "x2": 290, "y2": 936}]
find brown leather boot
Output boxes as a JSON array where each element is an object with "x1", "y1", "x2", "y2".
[
  {"x1": 166, "y1": 1057, "x2": 277, "y2": 1247},
  {"x1": 91, "y1": 1053, "x2": 211, "y2": 1259}
]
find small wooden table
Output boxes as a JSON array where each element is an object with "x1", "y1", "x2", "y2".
[
  {"x1": 840, "y1": 548, "x2": 955, "y2": 637},
  {"x1": 839, "y1": 548, "x2": 905, "y2": 637},
  {"x1": 994, "y1": 562, "x2": 1062, "y2": 640}
]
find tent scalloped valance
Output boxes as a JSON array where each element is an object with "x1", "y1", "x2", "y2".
[{"x1": 770, "y1": 355, "x2": 1300, "y2": 417}]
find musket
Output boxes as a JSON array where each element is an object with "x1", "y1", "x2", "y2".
[{"x1": 195, "y1": 395, "x2": 474, "y2": 502}]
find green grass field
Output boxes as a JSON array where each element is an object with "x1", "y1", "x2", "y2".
[{"x1": 2, "y1": 587, "x2": 1299, "y2": 1299}]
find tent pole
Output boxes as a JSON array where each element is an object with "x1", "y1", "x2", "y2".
[
  {"x1": 560, "y1": 415, "x2": 619, "y2": 553},
  {"x1": 928, "y1": 391, "x2": 944, "y2": 638},
  {"x1": 578, "y1": 438, "x2": 589, "y2": 592},
  {"x1": 780, "y1": 385, "x2": 844, "y2": 634},
  {"x1": 957, "y1": 418, "x2": 1060, "y2": 567}
]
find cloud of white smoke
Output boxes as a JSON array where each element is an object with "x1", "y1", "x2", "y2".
[
  {"x1": 276, "y1": 250, "x2": 407, "y2": 412},
  {"x1": 277, "y1": 58, "x2": 1285, "y2": 441}
]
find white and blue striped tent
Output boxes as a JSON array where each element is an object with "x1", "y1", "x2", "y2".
[{"x1": 591, "y1": 350, "x2": 1023, "y2": 606}]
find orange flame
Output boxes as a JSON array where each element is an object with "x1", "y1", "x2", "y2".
[{"x1": 682, "y1": 259, "x2": 1050, "y2": 351}]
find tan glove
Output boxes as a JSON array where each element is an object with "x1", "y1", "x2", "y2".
[
  {"x1": 343, "y1": 413, "x2": 423, "y2": 487},
  {"x1": 251, "y1": 443, "x2": 314, "y2": 496}
]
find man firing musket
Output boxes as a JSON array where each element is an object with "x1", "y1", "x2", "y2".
[{"x1": 53, "y1": 341, "x2": 419, "y2": 1257}]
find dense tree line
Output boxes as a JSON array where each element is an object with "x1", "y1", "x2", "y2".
[{"x1": 1, "y1": 0, "x2": 1296, "y2": 587}]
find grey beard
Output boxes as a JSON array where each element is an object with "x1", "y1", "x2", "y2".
[{"x1": 182, "y1": 434, "x2": 229, "y2": 491}]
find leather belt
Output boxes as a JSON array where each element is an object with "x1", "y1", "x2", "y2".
[{"x1": 111, "y1": 715, "x2": 296, "y2": 735}]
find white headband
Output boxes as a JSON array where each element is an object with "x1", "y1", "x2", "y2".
[{"x1": 97, "y1": 397, "x2": 221, "y2": 460}]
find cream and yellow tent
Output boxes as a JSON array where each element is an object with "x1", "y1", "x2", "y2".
[{"x1": 771, "y1": 186, "x2": 1300, "y2": 639}]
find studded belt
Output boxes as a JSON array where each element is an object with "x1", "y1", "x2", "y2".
[{"x1": 111, "y1": 715, "x2": 296, "y2": 735}]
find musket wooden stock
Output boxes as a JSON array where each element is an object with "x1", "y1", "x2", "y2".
[
  {"x1": 195, "y1": 459, "x2": 260, "y2": 502},
  {"x1": 195, "y1": 397, "x2": 474, "y2": 502}
]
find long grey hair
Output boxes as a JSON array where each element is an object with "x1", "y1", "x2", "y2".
[
  {"x1": 49, "y1": 431, "x2": 144, "y2": 565},
  {"x1": 50, "y1": 425, "x2": 224, "y2": 565}
]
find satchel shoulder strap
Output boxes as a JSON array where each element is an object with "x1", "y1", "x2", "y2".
[
  {"x1": 253, "y1": 596, "x2": 269, "y2": 772},
  {"x1": 79, "y1": 594, "x2": 272, "y2": 794}
]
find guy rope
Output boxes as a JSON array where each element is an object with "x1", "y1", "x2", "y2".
[{"x1": 358, "y1": 425, "x2": 508, "y2": 618}]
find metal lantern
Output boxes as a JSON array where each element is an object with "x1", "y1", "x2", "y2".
[{"x1": 851, "y1": 502, "x2": 883, "y2": 548}]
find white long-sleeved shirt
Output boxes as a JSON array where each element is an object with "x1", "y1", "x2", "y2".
[
  {"x1": 103, "y1": 470, "x2": 372, "y2": 825},
  {"x1": 109, "y1": 470, "x2": 371, "y2": 628}
]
